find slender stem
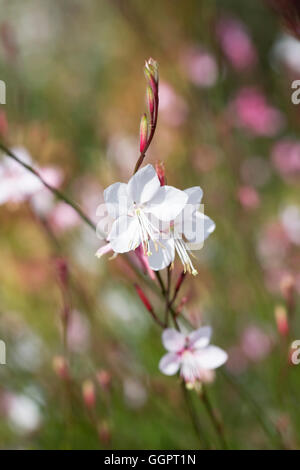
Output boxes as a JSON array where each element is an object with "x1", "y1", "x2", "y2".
[
  {"x1": 0, "y1": 142, "x2": 96, "y2": 231},
  {"x1": 181, "y1": 383, "x2": 210, "y2": 450},
  {"x1": 164, "y1": 266, "x2": 171, "y2": 326},
  {"x1": 200, "y1": 385, "x2": 228, "y2": 450},
  {"x1": 222, "y1": 370, "x2": 285, "y2": 449}
]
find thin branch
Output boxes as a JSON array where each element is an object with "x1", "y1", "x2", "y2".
[{"x1": 200, "y1": 385, "x2": 228, "y2": 450}]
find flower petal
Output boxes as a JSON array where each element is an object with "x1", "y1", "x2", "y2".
[
  {"x1": 184, "y1": 186, "x2": 203, "y2": 206},
  {"x1": 146, "y1": 186, "x2": 188, "y2": 221},
  {"x1": 104, "y1": 182, "x2": 131, "y2": 219},
  {"x1": 108, "y1": 216, "x2": 141, "y2": 253},
  {"x1": 185, "y1": 212, "x2": 216, "y2": 247},
  {"x1": 162, "y1": 328, "x2": 185, "y2": 352},
  {"x1": 159, "y1": 352, "x2": 181, "y2": 376},
  {"x1": 147, "y1": 239, "x2": 175, "y2": 271},
  {"x1": 188, "y1": 326, "x2": 212, "y2": 349},
  {"x1": 127, "y1": 164, "x2": 160, "y2": 204},
  {"x1": 195, "y1": 345, "x2": 228, "y2": 370}
]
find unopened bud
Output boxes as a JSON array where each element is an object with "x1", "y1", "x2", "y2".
[
  {"x1": 134, "y1": 283, "x2": 153, "y2": 313},
  {"x1": 139, "y1": 113, "x2": 148, "y2": 154},
  {"x1": 275, "y1": 305, "x2": 289, "y2": 337},
  {"x1": 175, "y1": 271, "x2": 186, "y2": 294},
  {"x1": 82, "y1": 380, "x2": 96, "y2": 409},
  {"x1": 155, "y1": 161, "x2": 165, "y2": 186},
  {"x1": 52, "y1": 355, "x2": 69, "y2": 380},
  {"x1": 96, "y1": 370, "x2": 112, "y2": 390},
  {"x1": 147, "y1": 86, "x2": 155, "y2": 115},
  {"x1": 98, "y1": 421, "x2": 111, "y2": 445},
  {"x1": 54, "y1": 257, "x2": 69, "y2": 288},
  {"x1": 0, "y1": 111, "x2": 8, "y2": 136},
  {"x1": 144, "y1": 58, "x2": 159, "y2": 93},
  {"x1": 280, "y1": 274, "x2": 295, "y2": 301},
  {"x1": 145, "y1": 58, "x2": 159, "y2": 82}
]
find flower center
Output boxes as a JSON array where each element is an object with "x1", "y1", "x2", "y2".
[{"x1": 134, "y1": 207, "x2": 159, "y2": 256}]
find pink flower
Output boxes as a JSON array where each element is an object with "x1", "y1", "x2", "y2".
[
  {"x1": 216, "y1": 16, "x2": 257, "y2": 71},
  {"x1": 159, "y1": 82, "x2": 188, "y2": 127},
  {"x1": 230, "y1": 87, "x2": 284, "y2": 137},
  {"x1": 159, "y1": 327, "x2": 227, "y2": 387},
  {"x1": 241, "y1": 326, "x2": 273, "y2": 362},
  {"x1": 237, "y1": 185, "x2": 260, "y2": 210},
  {"x1": 271, "y1": 139, "x2": 300, "y2": 181},
  {"x1": 180, "y1": 46, "x2": 218, "y2": 88}
]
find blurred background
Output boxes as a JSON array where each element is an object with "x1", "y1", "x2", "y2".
[{"x1": 0, "y1": 0, "x2": 299, "y2": 450}]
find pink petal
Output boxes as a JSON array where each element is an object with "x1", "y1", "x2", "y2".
[
  {"x1": 159, "y1": 352, "x2": 181, "y2": 376},
  {"x1": 162, "y1": 329, "x2": 185, "y2": 352},
  {"x1": 188, "y1": 326, "x2": 212, "y2": 349}
]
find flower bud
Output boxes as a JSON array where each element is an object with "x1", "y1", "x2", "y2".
[
  {"x1": 175, "y1": 271, "x2": 186, "y2": 294},
  {"x1": 280, "y1": 274, "x2": 295, "y2": 301},
  {"x1": 275, "y1": 305, "x2": 289, "y2": 337},
  {"x1": 139, "y1": 113, "x2": 148, "y2": 153},
  {"x1": 98, "y1": 421, "x2": 111, "y2": 445},
  {"x1": 0, "y1": 110, "x2": 8, "y2": 136},
  {"x1": 82, "y1": 380, "x2": 96, "y2": 409},
  {"x1": 52, "y1": 355, "x2": 69, "y2": 380},
  {"x1": 155, "y1": 161, "x2": 165, "y2": 186},
  {"x1": 147, "y1": 86, "x2": 155, "y2": 115},
  {"x1": 96, "y1": 370, "x2": 112, "y2": 390},
  {"x1": 134, "y1": 283, "x2": 153, "y2": 313},
  {"x1": 144, "y1": 58, "x2": 159, "y2": 93},
  {"x1": 54, "y1": 257, "x2": 69, "y2": 288}
]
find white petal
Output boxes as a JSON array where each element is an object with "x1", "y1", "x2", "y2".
[
  {"x1": 108, "y1": 216, "x2": 141, "y2": 253},
  {"x1": 184, "y1": 186, "x2": 203, "y2": 206},
  {"x1": 146, "y1": 186, "x2": 188, "y2": 221},
  {"x1": 185, "y1": 212, "x2": 216, "y2": 247},
  {"x1": 159, "y1": 352, "x2": 181, "y2": 376},
  {"x1": 127, "y1": 164, "x2": 160, "y2": 204},
  {"x1": 104, "y1": 182, "x2": 131, "y2": 218},
  {"x1": 147, "y1": 239, "x2": 175, "y2": 271},
  {"x1": 188, "y1": 326, "x2": 212, "y2": 349},
  {"x1": 195, "y1": 345, "x2": 228, "y2": 370},
  {"x1": 162, "y1": 328, "x2": 185, "y2": 352}
]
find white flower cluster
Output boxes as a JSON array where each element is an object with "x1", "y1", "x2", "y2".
[{"x1": 96, "y1": 164, "x2": 215, "y2": 275}]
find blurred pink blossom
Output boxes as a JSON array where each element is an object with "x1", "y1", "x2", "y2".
[
  {"x1": 216, "y1": 16, "x2": 257, "y2": 71},
  {"x1": 48, "y1": 201, "x2": 81, "y2": 233},
  {"x1": 0, "y1": 146, "x2": 63, "y2": 206},
  {"x1": 159, "y1": 81, "x2": 188, "y2": 127},
  {"x1": 241, "y1": 326, "x2": 273, "y2": 362},
  {"x1": 280, "y1": 205, "x2": 300, "y2": 245},
  {"x1": 237, "y1": 185, "x2": 260, "y2": 210},
  {"x1": 271, "y1": 139, "x2": 300, "y2": 181},
  {"x1": 180, "y1": 46, "x2": 218, "y2": 87},
  {"x1": 230, "y1": 87, "x2": 284, "y2": 137}
]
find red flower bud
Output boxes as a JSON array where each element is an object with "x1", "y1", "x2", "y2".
[
  {"x1": 175, "y1": 271, "x2": 186, "y2": 294},
  {"x1": 147, "y1": 85, "x2": 155, "y2": 116},
  {"x1": 155, "y1": 161, "x2": 165, "y2": 186},
  {"x1": 139, "y1": 113, "x2": 148, "y2": 154},
  {"x1": 82, "y1": 380, "x2": 96, "y2": 409},
  {"x1": 275, "y1": 305, "x2": 289, "y2": 337},
  {"x1": 52, "y1": 356, "x2": 69, "y2": 380}
]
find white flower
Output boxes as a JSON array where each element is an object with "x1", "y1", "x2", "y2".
[
  {"x1": 101, "y1": 164, "x2": 188, "y2": 256},
  {"x1": 148, "y1": 186, "x2": 215, "y2": 275},
  {"x1": 159, "y1": 327, "x2": 227, "y2": 386}
]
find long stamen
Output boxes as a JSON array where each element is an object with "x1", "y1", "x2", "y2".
[{"x1": 174, "y1": 238, "x2": 198, "y2": 276}]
